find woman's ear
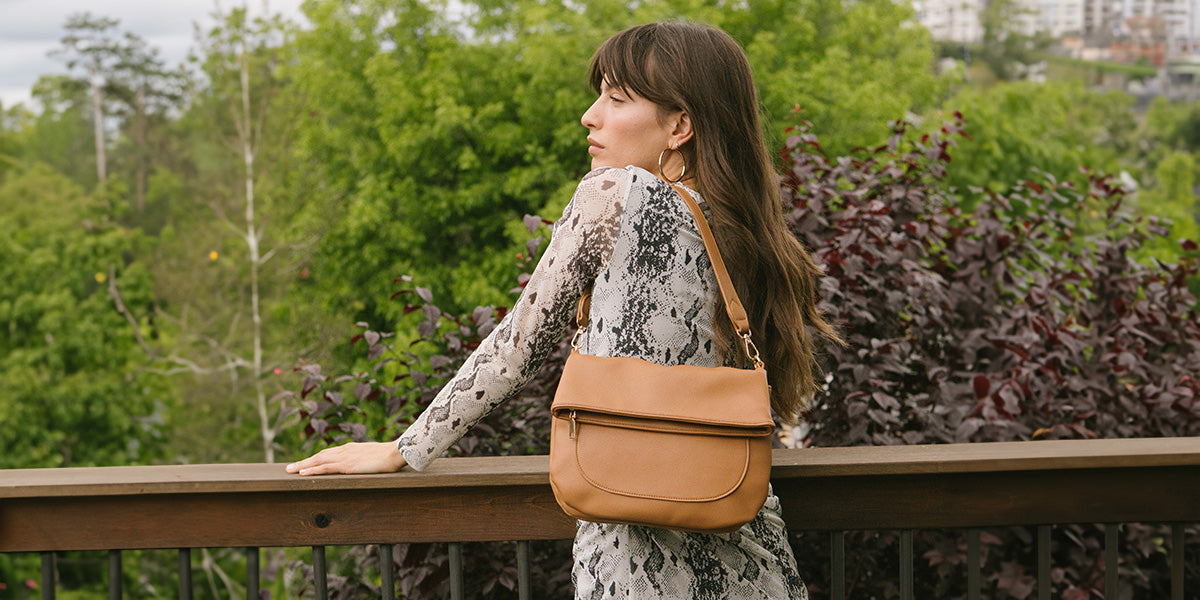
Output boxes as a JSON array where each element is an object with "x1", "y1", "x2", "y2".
[{"x1": 668, "y1": 111, "x2": 693, "y2": 148}]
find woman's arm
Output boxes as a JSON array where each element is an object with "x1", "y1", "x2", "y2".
[{"x1": 288, "y1": 167, "x2": 632, "y2": 475}]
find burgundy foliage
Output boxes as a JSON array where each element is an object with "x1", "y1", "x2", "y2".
[
  {"x1": 281, "y1": 113, "x2": 1200, "y2": 598},
  {"x1": 782, "y1": 113, "x2": 1200, "y2": 599}
]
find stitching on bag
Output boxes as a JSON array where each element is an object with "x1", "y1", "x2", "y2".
[{"x1": 572, "y1": 434, "x2": 751, "y2": 502}]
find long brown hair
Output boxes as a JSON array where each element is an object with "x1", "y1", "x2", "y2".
[{"x1": 589, "y1": 22, "x2": 842, "y2": 421}]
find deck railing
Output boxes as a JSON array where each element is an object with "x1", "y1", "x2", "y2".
[{"x1": 2, "y1": 437, "x2": 1199, "y2": 599}]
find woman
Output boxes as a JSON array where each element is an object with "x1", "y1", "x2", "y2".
[{"x1": 288, "y1": 21, "x2": 838, "y2": 598}]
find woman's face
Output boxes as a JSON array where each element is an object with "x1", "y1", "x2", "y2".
[{"x1": 580, "y1": 80, "x2": 687, "y2": 177}]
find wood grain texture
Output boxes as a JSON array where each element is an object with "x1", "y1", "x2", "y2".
[
  {"x1": 0, "y1": 454, "x2": 555, "y2": 499},
  {"x1": 2, "y1": 438, "x2": 1198, "y2": 552},
  {"x1": 0, "y1": 486, "x2": 577, "y2": 552}
]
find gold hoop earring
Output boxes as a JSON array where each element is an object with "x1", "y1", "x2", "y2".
[{"x1": 658, "y1": 146, "x2": 687, "y2": 184}]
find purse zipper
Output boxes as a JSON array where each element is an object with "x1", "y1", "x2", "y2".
[{"x1": 569, "y1": 410, "x2": 578, "y2": 439}]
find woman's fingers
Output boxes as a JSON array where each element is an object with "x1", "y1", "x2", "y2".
[{"x1": 285, "y1": 441, "x2": 407, "y2": 476}]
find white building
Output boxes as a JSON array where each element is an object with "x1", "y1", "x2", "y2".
[
  {"x1": 1038, "y1": 0, "x2": 1087, "y2": 36},
  {"x1": 917, "y1": 0, "x2": 1196, "y2": 51},
  {"x1": 914, "y1": 0, "x2": 986, "y2": 43}
]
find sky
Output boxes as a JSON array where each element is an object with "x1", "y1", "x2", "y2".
[{"x1": 0, "y1": 0, "x2": 307, "y2": 109}]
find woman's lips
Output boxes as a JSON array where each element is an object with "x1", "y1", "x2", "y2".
[{"x1": 587, "y1": 137, "x2": 603, "y2": 155}]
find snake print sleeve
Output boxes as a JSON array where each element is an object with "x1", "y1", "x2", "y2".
[{"x1": 396, "y1": 167, "x2": 631, "y2": 471}]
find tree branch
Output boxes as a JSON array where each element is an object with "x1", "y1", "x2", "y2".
[{"x1": 107, "y1": 264, "x2": 156, "y2": 357}]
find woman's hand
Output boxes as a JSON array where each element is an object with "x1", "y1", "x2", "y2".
[{"x1": 285, "y1": 441, "x2": 408, "y2": 476}]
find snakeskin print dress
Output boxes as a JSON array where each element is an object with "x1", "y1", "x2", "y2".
[{"x1": 397, "y1": 166, "x2": 808, "y2": 599}]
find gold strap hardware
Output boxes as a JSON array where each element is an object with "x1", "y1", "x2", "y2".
[{"x1": 742, "y1": 333, "x2": 765, "y2": 370}]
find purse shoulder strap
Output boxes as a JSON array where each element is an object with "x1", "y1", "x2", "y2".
[{"x1": 574, "y1": 181, "x2": 763, "y2": 368}]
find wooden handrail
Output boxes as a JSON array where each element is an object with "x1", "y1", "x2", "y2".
[{"x1": 2, "y1": 438, "x2": 1199, "y2": 552}]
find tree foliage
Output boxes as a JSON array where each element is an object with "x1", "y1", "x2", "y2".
[
  {"x1": 937, "y1": 81, "x2": 1135, "y2": 196},
  {"x1": 0, "y1": 164, "x2": 173, "y2": 469},
  {"x1": 290, "y1": 0, "x2": 943, "y2": 329}
]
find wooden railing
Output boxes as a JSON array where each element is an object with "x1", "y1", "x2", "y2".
[{"x1": 2, "y1": 437, "x2": 1199, "y2": 599}]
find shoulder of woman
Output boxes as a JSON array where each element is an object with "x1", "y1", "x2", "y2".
[
  {"x1": 578, "y1": 166, "x2": 633, "y2": 191},
  {"x1": 569, "y1": 167, "x2": 635, "y2": 206}
]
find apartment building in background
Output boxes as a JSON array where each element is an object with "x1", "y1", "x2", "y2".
[{"x1": 915, "y1": 0, "x2": 1198, "y2": 62}]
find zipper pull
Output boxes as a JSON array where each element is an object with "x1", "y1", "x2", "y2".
[{"x1": 569, "y1": 410, "x2": 578, "y2": 439}]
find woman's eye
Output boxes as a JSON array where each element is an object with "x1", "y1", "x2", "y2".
[{"x1": 609, "y1": 95, "x2": 624, "y2": 103}]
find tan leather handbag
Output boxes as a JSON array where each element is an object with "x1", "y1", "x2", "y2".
[{"x1": 549, "y1": 183, "x2": 775, "y2": 534}]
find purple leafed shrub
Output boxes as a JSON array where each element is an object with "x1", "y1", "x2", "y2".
[
  {"x1": 781, "y1": 113, "x2": 1200, "y2": 598},
  {"x1": 282, "y1": 113, "x2": 1200, "y2": 599}
]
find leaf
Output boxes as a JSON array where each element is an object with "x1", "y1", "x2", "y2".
[
  {"x1": 269, "y1": 391, "x2": 294, "y2": 403},
  {"x1": 525, "y1": 236, "x2": 542, "y2": 258},
  {"x1": 339, "y1": 422, "x2": 367, "y2": 442},
  {"x1": 871, "y1": 391, "x2": 899, "y2": 410},
  {"x1": 354, "y1": 381, "x2": 373, "y2": 402},
  {"x1": 417, "y1": 320, "x2": 437, "y2": 338},
  {"x1": 972, "y1": 375, "x2": 990, "y2": 399},
  {"x1": 422, "y1": 304, "x2": 442, "y2": 322},
  {"x1": 473, "y1": 305, "x2": 493, "y2": 326},
  {"x1": 301, "y1": 375, "x2": 321, "y2": 399},
  {"x1": 310, "y1": 418, "x2": 327, "y2": 437}
]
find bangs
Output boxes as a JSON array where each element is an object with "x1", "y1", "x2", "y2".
[{"x1": 587, "y1": 24, "x2": 669, "y2": 106}]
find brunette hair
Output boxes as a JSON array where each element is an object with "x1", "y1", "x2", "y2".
[{"x1": 588, "y1": 22, "x2": 842, "y2": 421}]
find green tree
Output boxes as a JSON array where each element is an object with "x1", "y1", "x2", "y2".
[
  {"x1": 0, "y1": 102, "x2": 30, "y2": 181},
  {"x1": 290, "y1": 0, "x2": 943, "y2": 331},
  {"x1": 1136, "y1": 151, "x2": 1200, "y2": 262},
  {"x1": 712, "y1": 0, "x2": 943, "y2": 153},
  {"x1": 130, "y1": 4, "x2": 314, "y2": 462},
  {"x1": 50, "y1": 13, "x2": 125, "y2": 183},
  {"x1": 976, "y1": 0, "x2": 1053, "y2": 81},
  {"x1": 936, "y1": 81, "x2": 1135, "y2": 196},
  {"x1": 0, "y1": 163, "x2": 174, "y2": 469},
  {"x1": 21, "y1": 74, "x2": 98, "y2": 189},
  {"x1": 107, "y1": 34, "x2": 186, "y2": 215}
]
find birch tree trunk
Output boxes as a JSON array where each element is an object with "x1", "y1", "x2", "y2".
[{"x1": 237, "y1": 26, "x2": 273, "y2": 463}]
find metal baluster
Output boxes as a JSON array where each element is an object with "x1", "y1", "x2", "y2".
[
  {"x1": 179, "y1": 548, "x2": 193, "y2": 600},
  {"x1": 900, "y1": 530, "x2": 914, "y2": 600},
  {"x1": 1105, "y1": 524, "x2": 1119, "y2": 600},
  {"x1": 313, "y1": 546, "x2": 328, "y2": 600},
  {"x1": 448, "y1": 542, "x2": 464, "y2": 600},
  {"x1": 1037, "y1": 526, "x2": 1051, "y2": 600},
  {"x1": 1171, "y1": 524, "x2": 1185, "y2": 600},
  {"x1": 41, "y1": 552, "x2": 56, "y2": 600},
  {"x1": 831, "y1": 531, "x2": 845, "y2": 600},
  {"x1": 245, "y1": 547, "x2": 259, "y2": 600},
  {"x1": 379, "y1": 544, "x2": 395, "y2": 600},
  {"x1": 967, "y1": 529, "x2": 980, "y2": 600},
  {"x1": 109, "y1": 550, "x2": 122, "y2": 600},
  {"x1": 517, "y1": 541, "x2": 531, "y2": 600}
]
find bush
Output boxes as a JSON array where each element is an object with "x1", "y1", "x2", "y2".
[{"x1": 782, "y1": 113, "x2": 1200, "y2": 598}]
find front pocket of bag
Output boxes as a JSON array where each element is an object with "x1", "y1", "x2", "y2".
[{"x1": 572, "y1": 422, "x2": 750, "y2": 502}]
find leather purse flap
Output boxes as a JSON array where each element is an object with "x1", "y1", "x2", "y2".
[{"x1": 551, "y1": 350, "x2": 774, "y2": 433}]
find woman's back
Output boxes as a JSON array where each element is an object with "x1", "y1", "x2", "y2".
[{"x1": 581, "y1": 166, "x2": 730, "y2": 369}]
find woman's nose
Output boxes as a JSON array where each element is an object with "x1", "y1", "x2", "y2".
[{"x1": 581, "y1": 98, "x2": 600, "y2": 129}]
